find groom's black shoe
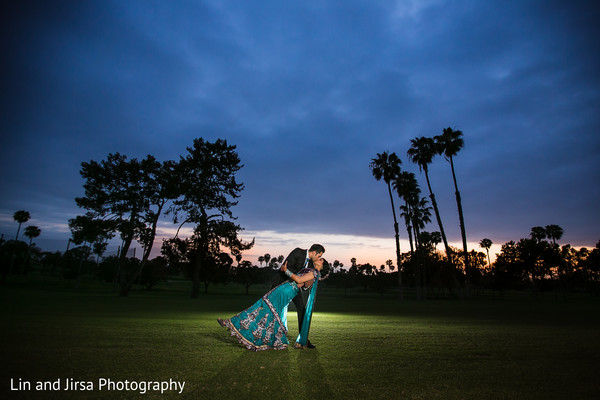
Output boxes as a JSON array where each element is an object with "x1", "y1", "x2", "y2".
[{"x1": 307, "y1": 341, "x2": 316, "y2": 349}]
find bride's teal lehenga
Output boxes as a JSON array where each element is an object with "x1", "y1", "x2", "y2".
[{"x1": 221, "y1": 269, "x2": 319, "y2": 351}]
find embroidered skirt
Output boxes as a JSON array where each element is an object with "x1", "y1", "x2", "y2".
[{"x1": 222, "y1": 281, "x2": 299, "y2": 351}]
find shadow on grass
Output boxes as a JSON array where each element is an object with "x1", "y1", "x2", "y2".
[
  {"x1": 295, "y1": 349, "x2": 335, "y2": 398},
  {"x1": 199, "y1": 350, "x2": 292, "y2": 399}
]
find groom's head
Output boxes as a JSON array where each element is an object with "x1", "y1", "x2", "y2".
[{"x1": 308, "y1": 244, "x2": 325, "y2": 261}]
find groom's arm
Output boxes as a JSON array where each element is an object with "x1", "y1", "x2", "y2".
[{"x1": 283, "y1": 248, "x2": 305, "y2": 273}]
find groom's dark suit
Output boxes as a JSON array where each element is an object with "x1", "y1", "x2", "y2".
[{"x1": 273, "y1": 247, "x2": 314, "y2": 333}]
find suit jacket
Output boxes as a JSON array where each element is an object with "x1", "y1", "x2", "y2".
[
  {"x1": 284, "y1": 247, "x2": 314, "y2": 273},
  {"x1": 272, "y1": 247, "x2": 314, "y2": 287}
]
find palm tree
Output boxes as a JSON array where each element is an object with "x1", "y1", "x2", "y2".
[
  {"x1": 407, "y1": 137, "x2": 452, "y2": 264},
  {"x1": 545, "y1": 225, "x2": 563, "y2": 245},
  {"x1": 385, "y1": 259, "x2": 393, "y2": 272},
  {"x1": 430, "y1": 231, "x2": 442, "y2": 251},
  {"x1": 263, "y1": 253, "x2": 271, "y2": 268},
  {"x1": 13, "y1": 210, "x2": 31, "y2": 241},
  {"x1": 408, "y1": 197, "x2": 432, "y2": 252},
  {"x1": 530, "y1": 226, "x2": 547, "y2": 243},
  {"x1": 23, "y1": 225, "x2": 41, "y2": 272},
  {"x1": 370, "y1": 152, "x2": 403, "y2": 299},
  {"x1": 479, "y1": 238, "x2": 493, "y2": 268},
  {"x1": 24, "y1": 226, "x2": 41, "y2": 247},
  {"x1": 394, "y1": 171, "x2": 420, "y2": 256},
  {"x1": 435, "y1": 127, "x2": 469, "y2": 272}
]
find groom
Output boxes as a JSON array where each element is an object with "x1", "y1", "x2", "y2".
[{"x1": 275, "y1": 243, "x2": 325, "y2": 349}]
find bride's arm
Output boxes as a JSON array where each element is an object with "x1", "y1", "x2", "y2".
[{"x1": 281, "y1": 263, "x2": 315, "y2": 284}]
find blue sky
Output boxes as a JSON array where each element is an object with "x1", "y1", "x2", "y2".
[{"x1": 1, "y1": 0, "x2": 599, "y2": 266}]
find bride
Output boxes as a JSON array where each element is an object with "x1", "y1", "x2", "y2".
[{"x1": 217, "y1": 258, "x2": 325, "y2": 351}]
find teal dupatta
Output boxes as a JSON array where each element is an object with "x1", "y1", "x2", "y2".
[{"x1": 295, "y1": 272, "x2": 319, "y2": 347}]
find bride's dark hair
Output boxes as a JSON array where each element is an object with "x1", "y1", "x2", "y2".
[{"x1": 319, "y1": 258, "x2": 331, "y2": 279}]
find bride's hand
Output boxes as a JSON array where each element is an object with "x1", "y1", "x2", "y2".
[{"x1": 280, "y1": 262, "x2": 287, "y2": 272}]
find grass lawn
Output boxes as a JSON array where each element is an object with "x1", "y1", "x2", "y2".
[{"x1": 1, "y1": 278, "x2": 599, "y2": 399}]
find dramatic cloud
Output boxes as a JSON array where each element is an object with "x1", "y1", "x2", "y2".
[{"x1": 1, "y1": 0, "x2": 598, "y2": 265}]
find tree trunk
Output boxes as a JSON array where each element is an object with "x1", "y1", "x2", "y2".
[
  {"x1": 387, "y1": 182, "x2": 403, "y2": 300},
  {"x1": 405, "y1": 201, "x2": 414, "y2": 256},
  {"x1": 450, "y1": 157, "x2": 469, "y2": 277},
  {"x1": 424, "y1": 170, "x2": 451, "y2": 263},
  {"x1": 424, "y1": 169, "x2": 463, "y2": 296},
  {"x1": 119, "y1": 204, "x2": 163, "y2": 297},
  {"x1": 191, "y1": 257, "x2": 202, "y2": 298}
]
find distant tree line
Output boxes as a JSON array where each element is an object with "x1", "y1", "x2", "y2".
[
  {"x1": 2, "y1": 217, "x2": 599, "y2": 297},
  {"x1": 0, "y1": 210, "x2": 41, "y2": 284}
]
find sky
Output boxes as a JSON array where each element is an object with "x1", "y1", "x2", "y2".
[{"x1": 1, "y1": 0, "x2": 599, "y2": 268}]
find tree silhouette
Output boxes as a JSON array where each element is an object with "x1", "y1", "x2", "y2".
[
  {"x1": 545, "y1": 225, "x2": 563, "y2": 245},
  {"x1": 530, "y1": 226, "x2": 547, "y2": 243},
  {"x1": 23, "y1": 226, "x2": 41, "y2": 247},
  {"x1": 76, "y1": 153, "x2": 169, "y2": 274},
  {"x1": 479, "y1": 238, "x2": 493, "y2": 268},
  {"x1": 435, "y1": 127, "x2": 469, "y2": 273},
  {"x1": 407, "y1": 137, "x2": 452, "y2": 264},
  {"x1": 393, "y1": 171, "x2": 420, "y2": 256},
  {"x1": 23, "y1": 225, "x2": 41, "y2": 274},
  {"x1": 170, "y1": 138, "x2": 254, "y2": 298},
  {"x1": 406, "y1": 196, "x2": 432, "y2": 252},
  {"x1": 370, "y1": 151, "x2": 403, "y2": 300},
  {"x1": 13, "y1": 210, "x2": 30, "y2": 241}
]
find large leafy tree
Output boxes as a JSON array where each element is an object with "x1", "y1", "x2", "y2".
[
  {"x1": 370, "y1": 151, "x2": 403, "y2": 300},
  {"x1": 170, "y1": 138, "x2": 254, "y2": 298},
  {"x1": 407, "y1": 137, "x2": 452, "y2": 264},
  {"x1": 13, "y1": 210, "x2": 30, "y2": 240},
  {"x1": 76, "y1": 154, "x2": 176, "y2": 296},
  {"x1": 119, "y1": 158, "x2": 176, "y2": 296},
  {"x1": 435, "y1": 127, "x2": 469, "y2": 273},
  {"x1": 77, "y1": 153, "x2": 148, "y2": 261}
]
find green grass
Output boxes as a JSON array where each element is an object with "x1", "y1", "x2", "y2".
[{"x1": 1, "y1": 279, "x2": 599, "y2": 399}]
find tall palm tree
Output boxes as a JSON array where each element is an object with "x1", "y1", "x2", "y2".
[
  {"x1": 435, "y1": 127, "x2": 469, "y2": 272},
  {"x1": 479, "y1": 238, "x2": 493, "y2": 268},
  {"x1": 407, "y1": 137, "x2": 452, "y2": 264},
  {"x1": 545, "y1": 225, "x2": 563, "y2": 245},
  {"x1": 370, "y1": 151, "x2": 403, "y2": 300},
  {"x1": 13, "y1": 210, "x2": 31, "y2": 241}
]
